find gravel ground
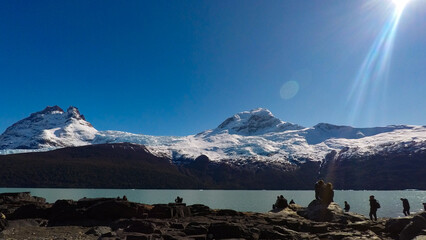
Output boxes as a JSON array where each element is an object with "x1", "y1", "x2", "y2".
[{"x1": 0, "y1": 220, "x2": 97, "y2": 240}]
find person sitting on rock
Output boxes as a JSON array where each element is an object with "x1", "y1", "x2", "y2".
[
  {"x1": 400, "y1": 198, "x2": 410, "y2": 216},
  {"x1": 273, "y1": 195, "x2": 288, "y2": 209},
  {"x1": 175, "y1": 196, "x2": 183, "y2": 203},
  {"x1": 344, "y1": 201, "x2": 350, "y2": 212},
  {"x1": 289, "y1": 199, "x2": 295, "y2": 204},
  {"x1": 273, "y1": 196, "x2": 280, "y2": 209},
  {"x1": 369, "y1": 195, "x2": 379, "y2": 221},
  {"x1": 315, "y1": 180, "x2": 325, "y2": 201},
  {"x1": 123, "y1": 195, "x2": 128, "y2": 201},
  {"x1": 423, "y1": 203, "x2": 426, "y2": 211}
]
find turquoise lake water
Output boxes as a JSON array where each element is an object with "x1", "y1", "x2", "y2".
[{"x1": 1, "y1": 188, "x2": 425, "y2": 218}]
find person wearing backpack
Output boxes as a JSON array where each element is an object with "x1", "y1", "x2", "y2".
[{"x1": 369, "y1": 195, "x2": 380, "y2": 221}]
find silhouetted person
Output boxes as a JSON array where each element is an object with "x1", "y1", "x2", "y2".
[
  {"x1": 423, "y1": 203, "x2": 426, "y2": 211},
  {"x1": 315, "y1": 180, "x2": 325, "y2": 200},
  {"x1": 289, "y1": 199, "x2": 295, "y2": 204},
  {"x1": 344, "y1": 201, "x2": 350, "y2": 212},
  {"x1": 175, "y1": 196, "x2": 183, "y2": 203},
  {"x1": 273, "y1": 195, "x2": 288, "y2": 209},
  {"x1": 273, "y1": 196, "x2": 280, "y2": 209},
  {"x1": 123, "y1": 195, "x2": 128, "y2": 201},
  {"x1": 400, "y1": 198, "x2": 410, "y2": 216},
  {"x1": 369, "y1": 195, "x2": 379, "y2": 221}
]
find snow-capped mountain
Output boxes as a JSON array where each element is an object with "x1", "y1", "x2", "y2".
[
  {"x1": 1, "y1": 106, "x2": 426, "y2": 167},
  {"x1": 93, "y1": 108, "x2": 426, "y2": 164},
  {"x1": 0, "y1": 106, "x2": 97, "y2": 149},
  {"x1": 214, "y1": 108, "x2": 304, "y2": 135}
]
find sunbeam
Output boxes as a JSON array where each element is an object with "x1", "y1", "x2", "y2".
[
  {"x1": 393, "y1": 0, "x2": 410, "y2": 14},
  {"x1": 346, "y1": 0, "x2": 410, "y2": 125}
]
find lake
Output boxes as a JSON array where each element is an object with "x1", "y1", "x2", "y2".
[{"x1": 1, "y1": 188, "x2": 425, "y2": 218}]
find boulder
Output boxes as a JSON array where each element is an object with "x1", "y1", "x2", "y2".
[
  {"x1": 215, "y1": 209, "x2": 239, "y2": 216},
  {"x1": 208, "y1": 222, "x2": 246, "y2": 239},
  {"x1": 85, "y1": 226, "x2": 113, "y2": 236},
  {"x1": 48, "y1": 200, "x2": 86, "y2": 226},
  {"x1": 0, "y1": 218, "x2": 7, "y2": 232},
  {"x1": 188, "y1": 204, "x2": 211, "y2": 216},
  {"x1": 124, "y1": 220, "x2": 156, "y2": 234},
  {"x1": 149, "y1": 204, "x2": 191, "y2": 219},
  {"x1": 0, "y1": 192, "x2": 45, "y2": 204},
  {"x1": 0, "y1": 192, "x2": 47, "y2": 217},
  {"x1": 8, "y1": 203, "x2": 49, "y2": 220},
  {"x1": 184, "y1": 223, "x2": 208, "y2": 235},
  {"x1": 385, "y1": 217, "x2": 412, "y2": 237},
  {"x1": 87, "y1": 200, "x2": 144, "y2": 220},
  {"x1": 298, "y1": 200, "x2": 368, "y2": 223},
  {"x1": 400, "y1": 215, "x2": 426, "y2": 240}
]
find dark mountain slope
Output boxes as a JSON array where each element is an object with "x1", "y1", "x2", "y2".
[
  {"x1": 0, "y1": 143, "x2": 197, "y2": 188},
  {"x1": 0, "y1": 143, "x2": 319, "y2": 189},
  {"x1": 1, "y1": 143, "x2": 425, "y2": 189},
  {"x1": 319, "y1": 149, "x2": 426, "y2": 190}
]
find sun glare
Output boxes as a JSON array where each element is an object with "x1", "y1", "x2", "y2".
[
  {"x1": 346, "y1": 0, "x2": 410, "y2": 125},
  {"x1": 393, "y1": 0, "x2": 410, "y2": 14}
]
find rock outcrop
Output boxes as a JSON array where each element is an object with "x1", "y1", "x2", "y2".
[{"x1": 1, "y1": 193, "x2": 426, "y2": 239}]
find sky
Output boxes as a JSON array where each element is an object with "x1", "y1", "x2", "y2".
[{"x1": 0, "y1": 0, "x2": 425, "y2": 136}]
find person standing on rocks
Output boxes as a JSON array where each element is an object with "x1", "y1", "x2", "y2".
[
  {"x1": 369, "y1": 195, "x2": 379, "y2": 221},
  {"x1": 344, "y1": 201, "x2": 350, "y2": 212},
  {"x1": 400, "y1": 198, "x2": 410, "y2": 216}
]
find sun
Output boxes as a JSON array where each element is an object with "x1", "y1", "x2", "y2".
[{"x1": 392, "y1": 0, "x2": 410, "y2": 13}]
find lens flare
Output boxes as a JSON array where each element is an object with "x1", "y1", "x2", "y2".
[
  {"x1": 346, "y1": 1, "x2": 409, "y2": 125},
  {"x1": 393, "y1": 0, "x2": 410, "y2": 14}
]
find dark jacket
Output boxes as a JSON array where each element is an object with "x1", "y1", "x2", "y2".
[
  {"x1": 402, "y1": 199, "x2": 410, "y2": 209},
  {"x1": 370, "y1": 199, "x2": 378, "y2": 211}
]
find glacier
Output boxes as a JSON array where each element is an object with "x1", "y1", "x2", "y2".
[{"x1": 1, "y1": 107, "x2": 426, "y2": 165}]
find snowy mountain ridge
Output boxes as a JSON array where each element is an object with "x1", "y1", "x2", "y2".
[
  {"x1": 1, "y1": 106, "x2": 426, "y2": 165},
  {"x1": 0, "y1": 106, "x2": 98, "y2": 149}
]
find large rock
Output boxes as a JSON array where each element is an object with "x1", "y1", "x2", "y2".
[
  {"x1": 87, "y1": 200, "x2": 145, "y2": 220},
  {"x1": 0, "y1": 218, "x2": 7, "y2": 232},
  {"x1": 8, "y1": 203, "x2": 50, "y2": 220},
  {"x1": 48, "y1": 199, "x2": 86, "y2": 226},
  {"x1": 149, "y1": 203, "x2": 191, "y2": 219},
  {"x1": 298, "y1": 200, "x2": 368, "y2": 223},
  {"x1": 188, "y1": 204, "x2": 211, "y2": 216},
  {"x1": 208, "y1": 222, "x2": 247, "y2": 239},
  {"x1": 184, "y1": 222, "x2": 208, "y2": 235},
  {"x1": 0, "y1": 192, "x2": 47, "y2": 217},
  {"x1": 385, "y1": 216, "x2": 412, "y2": 237},
  {"x1": 0, "y1": 192, "x2": 45, "y2": 204},
  {"x1": 400, "y1": 215, "x2": 426, "y2": 240},
  {"x1": 124, "y1": 220, "x2": 156, "y2": 234}
]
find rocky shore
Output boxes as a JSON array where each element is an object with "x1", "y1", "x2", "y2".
[{"x1": 1, "y1": 192, "x2": 426, "y2": 240}]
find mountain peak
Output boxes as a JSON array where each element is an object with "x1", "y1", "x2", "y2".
[
  {"x1": 36, "y1": 105, "x2": 65, "y2": 115},
  {"x1": 0, "y1": 106, "x2": 97, "y2": 149},
  {"x1": 216, "y1": 108, "x2": 303, "y2": 135},
  {"x1": 67, "y1": 106, "x2": 86, "y2": 121}
]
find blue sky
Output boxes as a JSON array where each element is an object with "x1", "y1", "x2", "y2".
[{"x1": 0, "y1": 0, "x2": 425, "y2": 136}]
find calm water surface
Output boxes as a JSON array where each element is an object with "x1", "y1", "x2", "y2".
[{"x1": 1, "y1": 188, "x2": 425, "y2": 218}]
